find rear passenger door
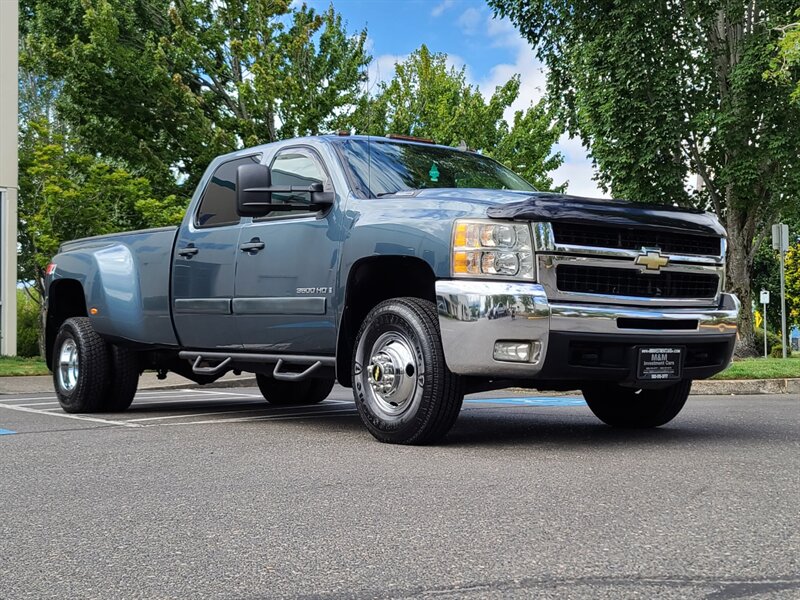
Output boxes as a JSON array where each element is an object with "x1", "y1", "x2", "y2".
[
  {"x1": 171, "y1": 154, "x2": 260, "y2": 349},
  {"x1": 233, "y1": 146, "x2": 340, "y2": 354}
]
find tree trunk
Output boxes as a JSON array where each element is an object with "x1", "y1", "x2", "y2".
[{"x1": 726, "y1": 209, "x2": 758, "y2": 357}]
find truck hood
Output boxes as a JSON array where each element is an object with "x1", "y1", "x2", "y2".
[
  {"x1": 391, "y1": 189, "x2": 724, "y2": 237},
  {"x1": 485, "y1": 192, "x2": 725, "y2": 237}
]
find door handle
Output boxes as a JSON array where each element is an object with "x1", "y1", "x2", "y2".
[
  {"x1": 240, "y1": 239, "x2": 265, "y2": 253},
  {"x1": 177, "y1": 245, "x2": 199, "y2": 257}
]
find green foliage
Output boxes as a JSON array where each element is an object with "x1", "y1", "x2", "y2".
[
  {"x1": 769, "y1": 344, "x2": 785, "y2": 358},
  {"x1": 752, "y1": 243, "x2": 785, "y2": 333},
  {"x1": 786, "y1": 243, "x2": 800, "y2": 328},
  {"x1": 488, "y1": 0, "x2": 800, "y2": 354},
  {"x1": 23, "y1": 0, "x2": 370, "y2": 199},
  {"x1": 712, "y1": 356, "x2": 800, "y2": 379},
  {"x1": 766, "y1": 9, "x2": 800, "y2": 103},
  {"x1": 755, "y1": 327, "x2": 784, "y2": 355},
  {"x1": 0, "y1": 356, "x2": 49, "y2": 377},
  {"x1": 16, "y1": 290, "x2": 41, "y2": 358},
  {"x1": 492, "y1": 102, "x2": 566, "y2": 191},
  {"x1": 17, "y1": 121, "x2": 176, "y2": 303},
  {"x1": 341, "y1": 46, "x2": 564, "y2": 190}
]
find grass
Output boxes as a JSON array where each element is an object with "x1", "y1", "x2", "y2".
[
  {"x1": 711, "y1": 356, "x2": 800, "y2": 380},
  {"x1": 1, "y1": 354, "x2": 798, "y2": 380},
  {"x1": 0, "y1": 356, "x2": 49, "y2": 377}
]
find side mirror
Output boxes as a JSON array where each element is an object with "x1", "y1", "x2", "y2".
[
  {"x1": 236, "y1": 163, "x2": 336, "y2": 217},
  {"x1": 236, "y1": 163, "x2": 273, "y2": 217}
]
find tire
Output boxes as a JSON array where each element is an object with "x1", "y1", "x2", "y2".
[
  {"x1": 352, "y1": 297, "x2": 464, "y2": 445},
  {"x1": 582, "y1": 380, "x2": 692, "y2": 428},
  {"x1": 52, "y1": 317, "x2": 111, "y2": 413},
  {"x1": 256, "y1": 374, "x2": 334, "y2": 405},
  {"x1": 105, "y1": 345, "x2": 140, "y2": 412}
]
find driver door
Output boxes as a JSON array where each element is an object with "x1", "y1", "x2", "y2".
[{"x1": 233, "y1": 146, "x2": 341, "y2": 354}]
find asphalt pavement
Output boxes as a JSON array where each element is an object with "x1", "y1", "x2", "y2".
[{"x1": 0, "y1": 385, "x2": 797, "y2": 599}]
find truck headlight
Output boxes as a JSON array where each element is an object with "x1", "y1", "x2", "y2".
[{"x1": 452, "y1": 219, "x2": 534, "y2": 279}]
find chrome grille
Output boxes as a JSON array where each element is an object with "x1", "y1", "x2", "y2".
[
  {"x1": 556, "y1": 265, "x2": 720, "y2": 299},
  {"x1": 551, "y1": 222, "x2": 722, "y2": 256}
]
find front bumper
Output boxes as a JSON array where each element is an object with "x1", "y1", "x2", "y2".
[{"x1": 435, "y1": 280, "x2": 739, "y2": 381}]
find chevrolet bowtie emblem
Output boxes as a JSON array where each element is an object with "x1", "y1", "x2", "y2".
[{"x1": 635, "y1": 250, "x2": 669, "y2": 271}]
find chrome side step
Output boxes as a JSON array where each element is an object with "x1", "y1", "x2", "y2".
[{"x1": 179, "y1": 351, "x2": 335, "y2": 381}]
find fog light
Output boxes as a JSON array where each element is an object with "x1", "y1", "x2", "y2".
[{"x1": 494, "y1": 341, "x2": 541, "y2": 363}]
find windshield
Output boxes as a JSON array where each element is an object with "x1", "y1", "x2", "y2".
[{"x1": 335, "y1": 139, "x2": 536, "y2": 198}]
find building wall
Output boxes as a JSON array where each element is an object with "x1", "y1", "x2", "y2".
[{"x1": 0, "y1": 0, "x2": 19, "y2": 355}]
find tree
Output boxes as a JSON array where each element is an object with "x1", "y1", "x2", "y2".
[
  {"x1": 489, "y1": 0, "x2": 800, "y2": 355},
  {"x1": 786, "y1": 243, "x2": 800, "y2": 330},
  {"x1": 17, "y1": 121, "x2": 163, "y2": 308},
  {"x1": 24, "y1": 0, "x2": 370, "y2": 198},
  {"x1": 766, "y1": 8, "x2": 800, "y2": 103},
  {"x1": 342, "y1": 46, "x2": 564, "y2": 190}
]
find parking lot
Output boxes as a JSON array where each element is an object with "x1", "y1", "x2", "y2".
[{"x1": 0, "y1": 386, "x2": 798, "y2": 599}]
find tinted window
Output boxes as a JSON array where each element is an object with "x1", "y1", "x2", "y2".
[
  {"x1": 271, "y1": 149, "x2": 327, "y2": 207},
  {"x1": 336, "y1": 139, "x2": 535, "y2": 197},
  {"x1": 196, "y1": 155, "x2": 261, "y2": 228}
]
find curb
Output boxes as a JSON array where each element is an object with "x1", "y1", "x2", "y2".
[
  {"x1": 691, "y1": 378, "x2": 799, "y2": 396},
  {"x1": 196, "y1": 377, "x2": 799, "y2": 396},
  {"x1": 1, "y1": 374, "x2": 797, "y2": 396}
]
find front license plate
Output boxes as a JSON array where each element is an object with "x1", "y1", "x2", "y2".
[{"x1": 637, "y1": 347, "x2": 683, "y2": 381}]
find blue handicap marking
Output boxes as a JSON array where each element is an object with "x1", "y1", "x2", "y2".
[
  {"x1": 0, "y1": 428, "x2": 16, "y2": 435},
  {"x1": 465, "y1": 396, "x2": 586, "y2": 407}
]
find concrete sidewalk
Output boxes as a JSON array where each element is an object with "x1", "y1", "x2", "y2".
[
  {"x1": 1, "y1": 371, "x2": 797, "y2": 396},
  {"x1": 0, "y1": 371, "x2": 258, "y2": 395}
]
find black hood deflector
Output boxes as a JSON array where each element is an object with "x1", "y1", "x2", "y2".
[{"x1": 487, "y1": 193, "x2": 725, "y2": 237}]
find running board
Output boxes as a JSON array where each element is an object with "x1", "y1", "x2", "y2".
[{"x1": 178, "y1": 351, "x2": 335, "y2": 381}]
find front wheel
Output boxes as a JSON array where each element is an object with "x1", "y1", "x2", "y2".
[
  {"x1": 352, "y1": 297, "x2": 464, "y2": 445},
  {"x1": 582, "y1": 380, "x2": 692, "y2": 428}
]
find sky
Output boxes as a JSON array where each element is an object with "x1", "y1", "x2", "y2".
[{"x1": 296, "y1": 0, "x2": 606, "y2": 197}]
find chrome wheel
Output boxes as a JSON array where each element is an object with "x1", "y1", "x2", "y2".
[
  {"x1": 57, "y1": 338, "x2": 79, "y2": 392},
  {"x1": 365, "y1": 331, "x2": 419, "y2": 418}
]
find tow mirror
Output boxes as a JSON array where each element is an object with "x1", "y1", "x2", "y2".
[
  {"x1": 236, "y1": 163, "x2": 273, "y2": 217},
  {"x1": 236, "y1": 164, "x2": 334, "y2": 216}
]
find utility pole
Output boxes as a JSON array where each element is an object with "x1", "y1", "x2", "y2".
[
  {"x1": 772, "y1": 224, "x2": 789, "y2": 359},
  {"x1": 760, "y1": 290, "x2": 769, "y2": 358},
  {"x1": 0, "y1": 0, "x2": 19, "y2": 356}
]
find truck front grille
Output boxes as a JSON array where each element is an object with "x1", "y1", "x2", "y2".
[
  {"x1": 556, "y1": 265, "x2": 719, "y2": 299},
  {"x1": 551, "y1": 222, "x2": 722, "y2": 256}
]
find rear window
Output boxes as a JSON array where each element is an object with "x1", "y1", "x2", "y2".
[{"x1": 196, "y1": 155, "x2": 261, "y2": 228}]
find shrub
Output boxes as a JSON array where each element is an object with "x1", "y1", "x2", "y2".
[
  {"x1": 769, "y1": 345, "x2": 785, "y2": 358},
  {"x1": 16, "y1": 290, "x2": 41, "y2": 358},
  {"x1": 755, "y1": 327, "x2": 783, "y2": 355}
]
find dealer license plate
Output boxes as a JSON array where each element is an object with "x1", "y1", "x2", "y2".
[{"x1": 637, "y1": 347, "x2": 683, "y2": 381}]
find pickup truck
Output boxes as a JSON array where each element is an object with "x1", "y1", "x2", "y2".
[{"x1": 44, "y1": 134, "x2": 740, "y2": 444}]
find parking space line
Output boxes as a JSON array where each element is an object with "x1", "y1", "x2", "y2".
[
  {"x1": 126, "y1": 408, "x2": 271, "y2": 422},
  {"x1": 163, "y1": 407, "x2": 357, "y2": 426},
  {"x1": 0, "y1": 395, "x2": 59, "y2": 403},
  {"x1": 464, "y1": 396, "x2": 585, "y2": 407},
  {"x1": 0, "y1": 428, "x2": 16, "y2": 435},
  {"x1": 14, "y1": 402, "x2": 60, "y2": 407},
  {"x1": 0, "y1": 402, "x2": 143, "y2": 428},
  {"x1": 191, "y1": 389, "x2": 265, "y2": 399}
]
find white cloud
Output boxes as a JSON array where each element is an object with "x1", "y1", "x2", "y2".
[
  {"x1": 431, "y1": 0, "x2": 456, "y2": 18},
  {"x1": 457, "y1": 8, "x2": 482, "y2": 35},
  {"x1": 366, "y1": 53, "x2": 406, "y2": 91},
  {"x1": 550, "y1": 134, "x2": 608, "y2": 197},
  {"x1": 475, "y1": 16, "x2": 546, "y2": 121},
  {"x1": 473, "y1": 15, "x2": 606, "y2": 197}
]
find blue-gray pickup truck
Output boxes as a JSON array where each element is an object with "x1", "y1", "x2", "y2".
[{"x1": 44, "y1": 134, "x2": 740, "y2": 444}]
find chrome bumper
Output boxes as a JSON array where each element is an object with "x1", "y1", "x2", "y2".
[{"x1": 435, "y1": 280, "x2": 739, "y2": 377}]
